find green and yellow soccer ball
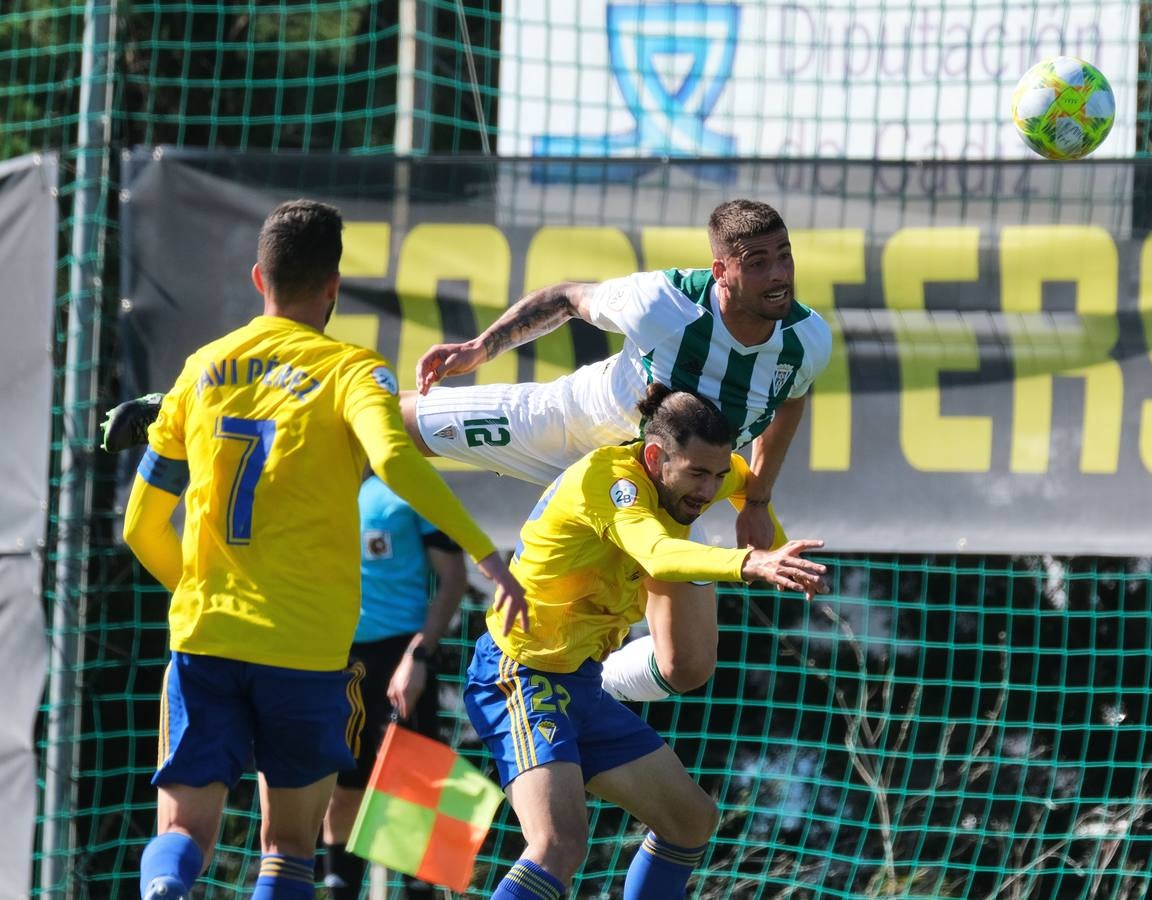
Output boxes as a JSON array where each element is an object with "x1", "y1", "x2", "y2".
[{"x1": 1011, "y1": 56, "x2": 1115, "y2": 160}]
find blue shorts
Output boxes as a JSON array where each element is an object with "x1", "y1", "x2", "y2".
[
  {"x1": 155, "y1": 651, "x2": 366, "y2": 789},
  {"x1": 463, "y1": 633, "x2": 665, "y2": 788}
]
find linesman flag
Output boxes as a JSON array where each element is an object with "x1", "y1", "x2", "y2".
[{"x1": 347, "y1": 722, "x2": 505, "y2": 892}]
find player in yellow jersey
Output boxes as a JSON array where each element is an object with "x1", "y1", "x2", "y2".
[
  {"x1": 103, "y1": 200, "x2": 825, "y2": 706},
  {"x1": 122, "y1": 200, "x2": 526, "y2": 900},
  {"x1": 464, "y1": 384, "x2": 827, "y2": 900}
]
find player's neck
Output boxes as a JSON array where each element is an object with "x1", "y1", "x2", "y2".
[
  {"x1": 717, "y1": 299, "x2": 776, "y2": 346},
  {"x1": 263, "y1": 296, "x2": 330, "y2": 332}
]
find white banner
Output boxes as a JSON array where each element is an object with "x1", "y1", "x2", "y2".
[{"x1": 498, "y1": 0, "x2": 1138, "y2": 161}]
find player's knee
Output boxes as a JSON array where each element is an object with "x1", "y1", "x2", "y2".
[
  {"x1": 652, "y1": 789, "x2": 719, "y2": 848},
  {"x1": 657, "y1": 647, "x2": 717, "y2": 693},
  {"x1": 524, "y1": 826, "x2": 588, "y2": 882},
  {"x1": 398, "y1": 391, "x2": 433, "y2": 455}
]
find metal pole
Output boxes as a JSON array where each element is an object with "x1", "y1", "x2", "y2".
[{"x1": 40, "y1": 1, "x2": 115, "y2": 895}]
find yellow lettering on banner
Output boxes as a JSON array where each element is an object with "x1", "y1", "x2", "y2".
[
  {"x1": 522, "y1": 228, "x2": 638, "y2": 382},
  {"x1": 342, "y1": 222, "x2": 391, "y2": 277},
  {"x1": 792, "y1": 229, "x2": 865, "y2": 471},
  {"x1": 326, "y1": 314, "x2": 380, "y2": 351},
  {"x1": 640, "y1": 227, "x2": 711, "y2": 270},
  {"x1": 395, "y1": 224, "x2": 513, "y2": 389},
  {"x1": 884, "y1": 228, "x2": 991, "y2": 472},
  {"x1": 1001, "y1": 226, "x2": 1119, "y2": 474},
  {"x1": 327, "y1": 222, "x2": 389, "y2": 350},
  {"x1": 1141, "y1": 235, "x2": 1152, "y2": 472}
]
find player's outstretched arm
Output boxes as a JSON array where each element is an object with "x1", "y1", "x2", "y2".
[
  {"x1": 415, "y1": 281, "x2": 596, "y2": 392},
  {"x1": 741, "y1": 539, "x2": 829, "y2": 601}
]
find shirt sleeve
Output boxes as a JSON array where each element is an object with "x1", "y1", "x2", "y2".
[
  {"x1": 344, "y1": 360, "x2": 496, "y2": 563},
  {"x1": 146, "y1": 361, "x2": 195, "y2": 459},
  {"x1": 585, "y1": 271, "x2": 704, "y2": 354},
  {"x1": 590, "y1": 461, "x2": 748, "y2": 582},
  {"x1": 787, "y1": 311, "x2": 833, "y2": 399}
]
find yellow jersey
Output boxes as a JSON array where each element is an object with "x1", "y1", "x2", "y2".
[
  {"x1": 487, "y1": 443, "x2": 752, "y2": 672},
  {"x1": 142, "y1": 315, "x2": 495, "y2": 671}
]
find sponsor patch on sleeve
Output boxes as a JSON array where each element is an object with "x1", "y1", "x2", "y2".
[
  {"x1": 371, "y1": 365, "x2": 399, "y2": 395},
  {"x1": 604, "y1": 283, "x2": 629, "y2": 311},
  {"x1": 610, "y1": 478, "x2": 638, "y2": 508}
]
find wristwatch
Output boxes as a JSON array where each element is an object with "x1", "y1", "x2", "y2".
[{"x1": 408, "y1": 645, "x2": 429, "y2": 663}]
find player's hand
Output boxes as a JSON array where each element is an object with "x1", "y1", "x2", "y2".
[
  {"x1": 387, "y1": 654, "x2": 427, "y2": 721},
  {"x1": 416, "y1": 340, "x2": 488, "y2": 394},
  {"x1": 742, "y1": 539, "x2": 829, "y2": 601},
  {"x1": 476, "y1": 551, "x2": 529, "y2": 635},
  {"x1": 735, "y1": 501, "x2": 776, "y2": 549}
]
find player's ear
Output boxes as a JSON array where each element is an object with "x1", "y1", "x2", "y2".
[
  {"x1": 641, "y1": 441, "x2": 664, "y2": 475},
  {"x1": 251, "y1": 263, "x2": 265, "y2": 294},
  {"x1": 711, "y1": 256, "x2": 726, "y2": 287}
]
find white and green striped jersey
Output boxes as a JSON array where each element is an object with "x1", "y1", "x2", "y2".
[{"x1": 570, "y1": 268, "x2": 832, "y2": 449}]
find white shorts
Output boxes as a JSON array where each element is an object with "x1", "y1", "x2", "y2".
[{"x1": 414, "y1": 382, "x2": 639, "y2": 485}]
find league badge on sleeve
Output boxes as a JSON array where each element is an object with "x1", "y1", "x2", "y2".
[
  {"x1": 610, "y1": 478, "x2": 638, "y2": 508},
  {"x1": 371, "y1": 365, "x2": 399, "y2": 395}
]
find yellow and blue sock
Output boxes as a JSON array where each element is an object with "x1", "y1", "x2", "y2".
[
  {"x1": 622, "y1": 832, "x2": 706, "y2": 899},
  {"x1": 251, "y1": 853, "x2": 315, "y2": 899},
  {"x1": 491, "y1": 858, "x2": 566, "y2": 899},
  {"x1": 139, "y1": 832, "x2": 202, "y2": 897}
]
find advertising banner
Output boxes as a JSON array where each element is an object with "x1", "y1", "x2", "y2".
[
  {"x1": 118, "y1": 150, "x2": 1151, "y2": 554},
  {"x1": 497, "y1": 0, "x2": 1138, "y2": 162}
]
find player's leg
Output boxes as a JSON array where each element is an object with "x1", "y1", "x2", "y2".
[
  {"x1": 141, "y1": 784, "x2": 228, "y2": 900},
  {"x1": 496, "y1": 761, "x2": 590, "y2": 896},
  {"x1": 647, "y1": 578, "x2": 719, "y2": 692},
  {"x1": 399, "y1": 391, "x2": 435, "y2": 456},
  {"x1": 601, "y1": 578, "x2": 717, "y2": 702},
  {"x1": 251, "y1": 661, "x2": 365, "y2": 899},
  {"x1": 406, "y1": 381, "x2": 629, "y2": 486},
  {"x1": 587, "y1": 745, "x2": 719, "y2": 900},
  {"x1": 256, "y1": 773, "x2": 339, "y2": 898},
  {"x1": 602, "y1": 506, "x2": 788, "y2": 702},
  {"x1": 463, "y1": 634, "x2": 595, "y2": 898},
  {"x1": 141, "y1": 653, "x2": 251, "y2": 899},
  {"x1": 322, "y1": 637, "x2": 411, "y2": 900}
]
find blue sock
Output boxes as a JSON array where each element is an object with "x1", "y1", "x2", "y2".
[
  {"x1": 139, "y1": 832, "x2": 203, "y2": 897},
  {"x1": 251, "y1": 854, "x2": 316, "y2": 899},
  {"x1": 491, "y1": 858, "x2": 567, "y2": 899},
  {"x1": 623, "y1": 832, "x2": 706, "y2": 900}
]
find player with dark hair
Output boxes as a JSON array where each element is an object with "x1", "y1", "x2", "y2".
[
  {"x1": 122, "y1": 200, "x2": 525, "y2": 900},
  {"x1": 465, "y1": 384, "x2": 828, "y2": 900},
  {"x1": 408, "y1": 198, "x2": 831, "y2": 702},
  {"x1": 103, "y1": 198, "x2": 830, "y2": 705}
]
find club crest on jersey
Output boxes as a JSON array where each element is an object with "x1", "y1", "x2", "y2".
[
  {"x1": 537, "y1": 719, "x2": 558, "y2": 744},
  {"x1": 770, "y1": 363, "x2": 794, "y2": 397},
  {"x1": 610, "y1": 478, "x2": 638, "y2": 508},
  {"x1": 371, "y1": 365, "x2": 398, "y2": 395}
]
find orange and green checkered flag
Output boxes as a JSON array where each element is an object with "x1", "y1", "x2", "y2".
[{"x1": 347, "y1": 722, "x2": 504, "y2": 892}]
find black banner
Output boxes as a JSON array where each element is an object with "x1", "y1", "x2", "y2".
[{"x1": 118, "y1": 150, "x2": 1152, "y2": 554}]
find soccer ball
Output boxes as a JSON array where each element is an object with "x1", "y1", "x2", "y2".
[{"x1": 1011, "y1": 57, "x2": 1115, "y2": 160}]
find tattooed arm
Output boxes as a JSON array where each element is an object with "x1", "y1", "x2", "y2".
[{"x1": 415, "y1": 282, "x2": 597, "y2": 392}]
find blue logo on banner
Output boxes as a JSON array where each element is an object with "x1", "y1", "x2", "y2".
[{"x1": 532, "y1": 2, "x2": 740, "y2": 182}]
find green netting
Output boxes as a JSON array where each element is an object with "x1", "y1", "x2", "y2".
[{"x1": 3, "y1": 1, "x2": 1151, "y2": 898}]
